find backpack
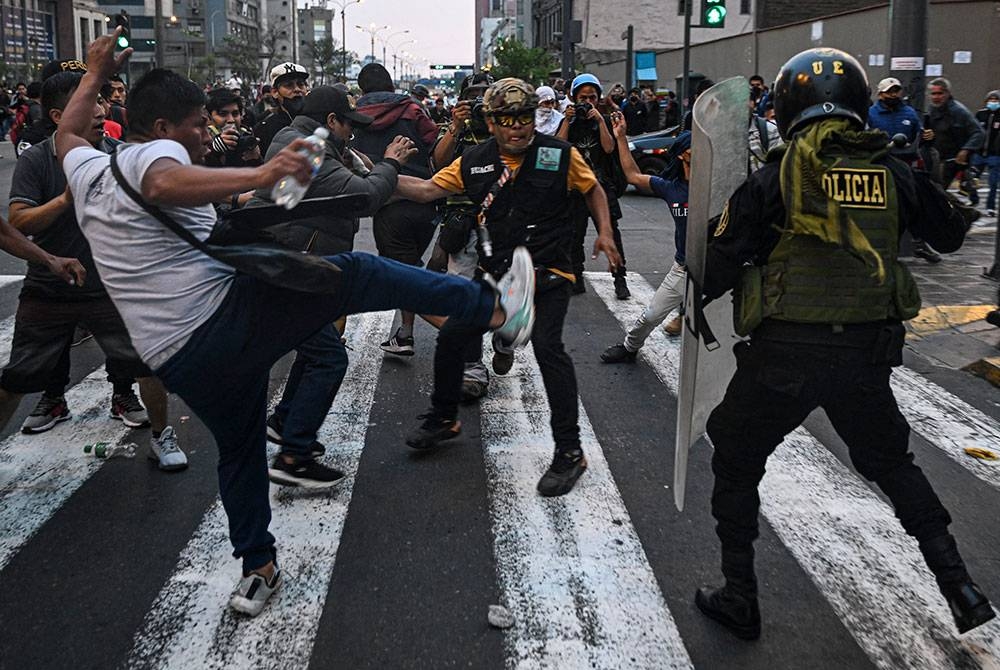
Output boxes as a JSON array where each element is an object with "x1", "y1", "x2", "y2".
[{"x1": 10, "y1": 100, "x2": 40, "y2": 156}]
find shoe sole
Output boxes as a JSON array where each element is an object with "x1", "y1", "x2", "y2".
[
  {"x1": 267, "y1": 467, "x2": 347, "y2": 489},
  {"x1": 21, "y1": 412, "x2": 71, "y2": 434},
  {"x1": 381, "y1": 348, "x2": 415, "y2": 357},
  {"x1": 601, "y1": 354, "x2": 637, "y2": 364},
  {"x1": 110, "y1": 412, "x2": 151, "y2": 429},
  {"x1": 955, "y1": 602, "x2": 997, "y2": 634},
  {"x1": 492, "y1": 356, "x2": 514, "y2": 375},
  {"x1": 147, "y1": 452, "x2": 189, "y2": 472},
  {"x1": 694, "y1": 590, "x2": 761, "y2": 640}
]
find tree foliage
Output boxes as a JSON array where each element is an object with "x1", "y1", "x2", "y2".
[
  {"x1": 223, "y1": 34, "x2": 263, "y2": 83},
  {"x1": 489, "y1": 37, "x2": 558, "y2": 85},
  {"x1": 305, "y1": 37, "x2": 359, "y2": 84}
]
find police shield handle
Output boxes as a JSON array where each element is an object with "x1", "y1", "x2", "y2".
[{"x1": 674, "y1": 77, "x2": 749, "y2": 512}]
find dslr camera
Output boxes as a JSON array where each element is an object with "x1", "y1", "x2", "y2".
[
  {"x1": 573, "y1": 101, "x2": 594, "y2": 122},
  {"x1": 234, "y1": 131, "x2": 258, "y2": 155}
]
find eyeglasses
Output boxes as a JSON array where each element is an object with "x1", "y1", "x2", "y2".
[{"x1": 491, "y1": 112, "x2": 535, "y2": 127}]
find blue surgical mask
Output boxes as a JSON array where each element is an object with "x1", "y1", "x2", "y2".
[{"x1": 987, "y1": 101, "x2": 1000, "y2": 111}]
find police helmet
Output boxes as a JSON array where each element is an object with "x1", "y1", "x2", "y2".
[
  {"x1": 483, "y1": 78, "x2": 539, "y2": 115},
  {"x1": 411, "y1": 84, "x2": 430, "y2": 100},
  {"x1": 772, "y1": 48, "x2": 870, "y2": 138}
]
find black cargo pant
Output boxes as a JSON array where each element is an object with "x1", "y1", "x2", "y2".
[
  {"x1": 431, "y1": 273, "x2": 581, "y2": 454},
  {"x1": 706, "y1": 322, "x2": 952, "y2": 553}
]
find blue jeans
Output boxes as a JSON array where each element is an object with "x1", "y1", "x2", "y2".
[
  {"x1": 272, "y1": 323, "x2": 347, "y2": 459},
  {"x1": 983, "y1": 155, "x2": 1000, "y2": 211},
  {"x1": 155, "y1": 252, "x2": 495, "y2": 573}
]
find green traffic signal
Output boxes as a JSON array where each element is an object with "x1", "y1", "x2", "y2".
[
  {"x1": 113, "y1": 11, "x2": 131, "y2": 49},
  {"x1": 117, "y1": 34, "x2": 130, "y2": 48},
  {"x1": 703, "y1": 0, "x2": 726, "y2": 26}
]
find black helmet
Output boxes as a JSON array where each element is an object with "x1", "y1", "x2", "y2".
[
  {"x1": 772, "y1": 48, "x2": 870, "y2": 138},
  {"x1": 460, "y1": 72, "x2": 494, "y2": 99},
  {"x1": 411, "y1": 84, "x2": 430, "y2": 100}
]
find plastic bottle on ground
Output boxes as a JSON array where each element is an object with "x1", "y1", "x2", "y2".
[
  {"x1": 83, "y1": 442, "x2": 137, "y2": 459},
  {"x1": 271, "y1": 126, "x2": 329, "y2": 209}
]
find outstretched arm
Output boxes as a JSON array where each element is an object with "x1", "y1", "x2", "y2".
[
  {"x1": 611, "y1": 113, "x2": 653, "y2": 193},
  {"x1": 0, "y1": 216, "x2": 86, "y2": 286}
]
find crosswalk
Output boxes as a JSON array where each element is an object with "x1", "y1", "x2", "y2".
[{"x1": 0, "y1": 273, "x2": 997, "y2": 669}]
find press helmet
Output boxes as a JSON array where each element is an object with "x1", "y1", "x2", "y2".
[
  {"x1": 772, "y1": 48, "x2": 870, "y2": 139},
  {"x1": 570, "y1": 73, "x2": 603, "y2": 97},
  {"x1": 460, "y1": 71, "x2": 494, "y2": 99},
  {"x1": 483, "y1": 78, "x2": 539, "y2": 114}
]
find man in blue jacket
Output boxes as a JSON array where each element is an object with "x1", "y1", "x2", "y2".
[{"x1": 867, "y1": 77, "x2": 921, "y2": 143}]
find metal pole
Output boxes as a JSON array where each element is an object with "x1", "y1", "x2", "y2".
[
  {"x1": 682, "y1": 0, "x2": 692, "y2": 111},
  {"x1": 560, "y1": 0, "x2": 572, "y2": 80},
  {"x1": 625, "y1": 25, "x2": 634, "y2": 91},
  {"x1": 889, "y1": 0, "x2": 928, "y2": 111},
  {"x1": 154, "y1": 0, "x2": 165, "y2": 69},
  {"x1": 341, "y1": 9, "x2": 347, "y2": 81},
  {"x1": 370, "y1": 35, "x2": 375, "y2": 61},
  {"x1": 383, "y1": 45, "x2": 386, "y2": 66}
]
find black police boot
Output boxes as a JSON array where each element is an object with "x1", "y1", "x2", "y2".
[
  {"x1": 695, "y1": 548, "x2": 761, "y2": 640},
  {"x1": 920, "y1": 535, "x2": 997, "y2": 634},
  {"x1": 913, "y1": 239, "x2": 942, "y2": 264}
]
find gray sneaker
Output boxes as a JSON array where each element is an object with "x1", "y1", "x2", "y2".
[
  {"x1": 493, "y1": 246, "x2": 536, "y2": 349},
  {"x1": 21, "y1": 394, "x2": 71, "y2": 434},
  {"x1": 149, "y1": 426, "x2": 188, "y2": 471},
  {"x1": 110, "y1": 391, "x2": 150, "y2": 428},
  {"x1": 230, "y1": 568, "x2": 281, "y2": 617}
]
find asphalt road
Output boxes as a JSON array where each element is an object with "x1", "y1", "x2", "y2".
[{"x1": 0, "y1": 145, "x2": 997, "y2": 669}]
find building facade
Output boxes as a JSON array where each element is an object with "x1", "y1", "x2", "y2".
[
  {"x1": 297, "y1": 5, "x2": 334, "y2": 82},
  {"x1": 1, "y1": 0, "x2": 57, "y2": 83}
]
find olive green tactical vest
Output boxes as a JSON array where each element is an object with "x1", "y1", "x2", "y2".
[{"x1": 735, "y1": 156, "x2": 921, "y2": 335}]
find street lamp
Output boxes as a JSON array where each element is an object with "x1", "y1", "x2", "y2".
[
  {"x1": 325, "y1": 0, "x2": 362, "y2": 82},
  {"x1": 356, "y1": 22, "x2": 389, "y2": 62},
  {"x1": 378, "y1": 29, "x2": 409, "y2": 73},
  {"x1": 209, "y1": 9, "x2": 223, "y2": 49},
  {"x1": 389, "y1": 38, "x2": 416, "y2": 85}
]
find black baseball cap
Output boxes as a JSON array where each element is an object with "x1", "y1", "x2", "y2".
[
  {"x1": 301, "y1": 86, "x2": 373, "y2": 126},
  {"x1": 42, "y1": 59, "x2": 87, "y2": 81}
]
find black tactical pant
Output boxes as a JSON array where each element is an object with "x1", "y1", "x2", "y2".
[
  {"x1": 569, "y1": 193, "x2": 625, "y2": 278},
  {"x1": 706, "y1": 323, "x2": 952, "y2": 553},
  {"x1": 431, "y1": 274, "x2": 581, "y2": 454}
]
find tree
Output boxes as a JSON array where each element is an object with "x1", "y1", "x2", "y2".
[
  {"x1": 303, "y1": 37, "x2": 358, "y2": 85},
  {"x1": 223, "y1": 34, "x2": 263, "y2": 84},
  {"x1": 490, "y1": 37, "x2": 558, "y2": 85}
]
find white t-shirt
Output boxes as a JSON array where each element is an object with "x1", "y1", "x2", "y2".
[{"x1": 64, "y1": 140, "x2": 235, "y2": 369}]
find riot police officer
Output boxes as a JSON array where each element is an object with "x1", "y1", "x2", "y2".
[{"x1": 696, "y1": 48, "x2": 995, "y2": 639}]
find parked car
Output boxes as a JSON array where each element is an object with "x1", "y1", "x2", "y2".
[{"x1": 628, "y1": 126, "x2": 680, "y2": 178}]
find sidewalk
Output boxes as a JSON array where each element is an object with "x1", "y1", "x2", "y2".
[{"x1": 902, "y1": 199, "x2": 1000, "y2": 387}]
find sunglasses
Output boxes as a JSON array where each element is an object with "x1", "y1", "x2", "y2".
[{"x1": 491, "y1": 112, "x2": 535, "y2": 127}]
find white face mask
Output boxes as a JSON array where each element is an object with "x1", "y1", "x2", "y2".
[{"x1": 536, "y1": 107, "x2": 554, "y2": 120}]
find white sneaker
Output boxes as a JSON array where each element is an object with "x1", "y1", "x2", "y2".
[
  {"x1": 149, "y1": 426, "x2": 189, "y2": 471},
  {"x1": 230, "y1": 569, "x2": 281, "y2": 617},
  {"x1": 493, "y1": 246, "x2": 536, "y2": 349}
]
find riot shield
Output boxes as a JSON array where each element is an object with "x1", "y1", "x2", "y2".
[{"x1": 674, "y1": 77, "x2": 749, "y2": 511}]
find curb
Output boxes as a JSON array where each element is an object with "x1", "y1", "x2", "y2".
[{"x1": 963, "y1": 356, "x2": 1000, "y2": 389}]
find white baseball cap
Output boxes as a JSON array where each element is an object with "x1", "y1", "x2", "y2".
[
  {"x1": 876, "y1": 77, "x2": 902, "y2": 94},
  {"x1": 270, "y1": 62, "x2": 309, "y2": 87}
]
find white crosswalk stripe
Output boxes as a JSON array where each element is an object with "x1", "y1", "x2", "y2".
[
  {"x1": 126, "y1": 311, "x2": 394, "y2": 669},
  {"x1": 0, "y1": 366, "x2": 137, "y2": 570},
  {"x1": 587, "y1": 271, "x2": 1000, "y2": 668},
  {"x1": 480, "y1": 341, "x2": 693, "y2": 669}
]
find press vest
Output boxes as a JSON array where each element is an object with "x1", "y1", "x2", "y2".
[
  {"x1": 735, "y1": 154, "x2": 921, "y2": 334},
  {"x1": 460, "y1": 134, "x2": 573, "y2": 274}
]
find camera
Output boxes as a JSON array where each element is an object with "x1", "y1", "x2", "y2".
[
  {"x1": 573, "y1": 102, "x2": 594, "y2": 123},
  {"x1": 462, "y1": 96, "x2": 489, "y2": 136},
  {"x1": 234, "y1": 132, "x2": 258, "y2": 155}
]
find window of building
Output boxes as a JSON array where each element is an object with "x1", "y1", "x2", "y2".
[
  {"x1": 678, "y1": 0, "x2": 687, "y2": 15},
  {"x1": 313, "y1": 19, "x2": 326, "y2": 41},
  {"x1": 93, "y1": 18, "x2": 102, "y2": 38},
  {"x1": 740, "y1": 0, "x2": 751, "y2": 13},
  {"x1": 80, "y1": 16, "x2": 89, "y2": 46}
]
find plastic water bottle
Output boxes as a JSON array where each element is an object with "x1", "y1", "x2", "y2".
[
  {"x1": 271, "y1": 126, "x2": 329, "y2": 209},
  {"x1": 83, "y1": 442, "x2": 137, "y2": 459}
]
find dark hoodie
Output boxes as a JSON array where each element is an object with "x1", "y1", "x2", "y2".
[{"x1": 353, "y1": 91, "x2": 438, "y2": 178}]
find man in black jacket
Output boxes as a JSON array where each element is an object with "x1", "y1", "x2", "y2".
[
  {"x1": 395, "y1": 78, "x2": 621, "y2": 497},
  {"x1": 975, "y1": 90, "x2": 1000, "y2": 216},
  {"x1": 925, "y1": 77, "x2": 985, "y2": 205},
  {"x1": 253, "y1": 62, "x2": 309, "y2": 156}
]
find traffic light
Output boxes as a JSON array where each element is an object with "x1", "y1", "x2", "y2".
[
  {"x1": 113, "y1": 11, "x2": 130, "y2": 49},
  {"x1": 702, "y1": 0, "x2": 726, "y2": 27}
]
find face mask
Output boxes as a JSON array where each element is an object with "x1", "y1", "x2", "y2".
[
  {"x1": 884, "y1": 97, "x2": 901, "y2": 109},
  {"x1": 536, "y1": 107, "x2": 553, "y2": 120},
  {"x1": 988, "y1": 101, "x2": 1000, "y2": 111},
  {"x1": 283, "y1": 97, "x2": 304, "y2": 116}
]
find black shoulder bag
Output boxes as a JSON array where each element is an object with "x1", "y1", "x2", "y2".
[{"x1": 109, "y1": 152, "x2": 342, "y2": 294}]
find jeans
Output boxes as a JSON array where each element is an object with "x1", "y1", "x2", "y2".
[
  {"x1": 981, "y1": 155, "x2": 1000, "y2": 211},
  {"x1": 624, "y1": 262, "x2": 685, "y2": 352},
  {"x1": 155, "y1": 252, "x2": 496, "y2": 573},
  {"x1": 706, "y1": 331, "x2": 952, "y2": 554},
  {"x1": 431, "y1": 274, "x2": 580, "y2": 453},
  {"x1": 272, "y1": 323, "x2": 347, "y2": 460}
]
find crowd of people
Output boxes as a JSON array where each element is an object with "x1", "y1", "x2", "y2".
[{"x1": 0, "y1": 30, "x2": 994, "y2": 637}]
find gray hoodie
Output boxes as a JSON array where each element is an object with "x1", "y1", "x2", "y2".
[{"x1": 256, "y1": 115, "x2": 399, "y2": 255}]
